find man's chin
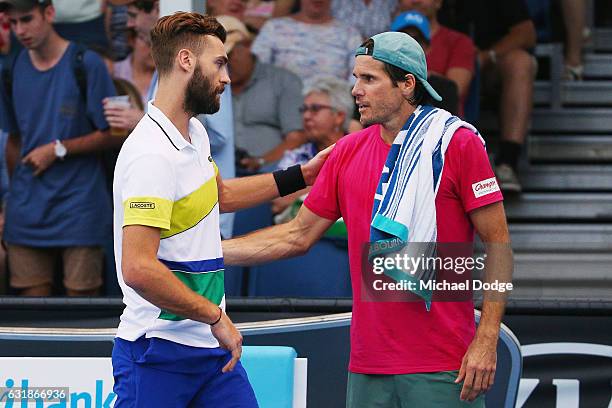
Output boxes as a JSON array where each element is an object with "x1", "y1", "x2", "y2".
[
  {"x1": 197, "y1": 103, "x2": 220, "y2": 116},
  {"x1": 360, "y1": 116, "x2": 375, "y2": 128}
]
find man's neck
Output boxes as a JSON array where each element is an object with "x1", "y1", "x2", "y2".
[
  {"x1": 380, "y1": 103, "x2": 416, "y2": 145},
  {"x1": 30, "y1": 32, "x2": 68, "y2": 68},
  {"x1": 429, "y1": 18, "x2": 440, "y2": 37},
  {"x1": 154, "y1": 81, "x2": 192, "y2": 143}
]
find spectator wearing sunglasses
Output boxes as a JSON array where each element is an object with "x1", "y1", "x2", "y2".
[{"x1": 272, "y1": 76, "x2": 353, "y2": 215}]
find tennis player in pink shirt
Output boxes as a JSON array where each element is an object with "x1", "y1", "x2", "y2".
[{"x1": 224, "y1": 31, "x2": 513, "y2": 407}]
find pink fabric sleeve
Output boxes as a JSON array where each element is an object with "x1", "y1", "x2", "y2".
[
  {"x1": 303, "y1": 146, "x2": 343, "y2": 221},
  {"x1": 448, "y1": 128, "x2": 503, "y2": 213}
]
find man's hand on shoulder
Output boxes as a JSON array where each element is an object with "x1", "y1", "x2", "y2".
[
  {"x1": 455, "y1": 331, "x2": 498, "y2": 402},
  {"x1": 301, "y1": 143, "x2": 335, "y2": 186}
]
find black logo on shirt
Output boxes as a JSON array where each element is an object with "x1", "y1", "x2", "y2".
[{"x1": 129, "y1": 202, "x2": 156, "y2": 209}]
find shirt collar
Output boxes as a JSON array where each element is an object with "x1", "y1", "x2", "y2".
[{"x1": 147, "y1": 101, "x2": 198, "y2": 151}]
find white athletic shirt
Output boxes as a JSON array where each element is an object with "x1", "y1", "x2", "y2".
[{"x1": 113, "y1": 102, "x2": 224, "y2": 348}]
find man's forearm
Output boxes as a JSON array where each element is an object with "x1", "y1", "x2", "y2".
[
  {"x1": 220, "y1": 143, "x2": 331, "y2": 212},
  {"x1": 220, "y1": 173, "x2": 280, "y2": 213},
  {"x1": 63, "y1": 129, "x2": 121, "y2": 156},
  {"x1": 223, "y1": 220, "x2": 305, "y2": 266},
  {"x1": 476, "y1": 243, "x2": 513, "y2": 339},
  {"x1": 126, "y1": 259, "x2": 220, "y2": 324}
]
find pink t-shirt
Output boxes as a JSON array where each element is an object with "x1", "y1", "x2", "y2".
[
  {"x1": 427, "y1": 25, "x2": 476, "y2": 116},
  {"x1": 304, "y1": 124, "x2": 503, "y2": 374}
]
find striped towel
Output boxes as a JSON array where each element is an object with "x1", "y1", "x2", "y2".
[{"x1": 369, "y1": 105, "x2": 484, "y2": 310}]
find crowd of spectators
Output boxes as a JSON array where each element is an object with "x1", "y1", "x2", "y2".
[{"x1": 0, "y1": 0, "x2": 584, "y2": 296}]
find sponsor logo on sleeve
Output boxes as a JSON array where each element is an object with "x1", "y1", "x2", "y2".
[
  {"x1": 129, "y1": 202, "x2": 156, "y2": 209},
  {"x1": 472, "y1": 177, "x2": 500, "y2": 198}
]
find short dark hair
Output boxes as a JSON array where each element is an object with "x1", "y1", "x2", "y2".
[
  {"x1": 383, "y1": 63, "x2": 433, "y2": 107},
  {"x1": 360, "y1": 38, "x2": 433, "y2": 107},
  {"x1": 133, "y1": 0, "x2": 157, "y2": 13},
  {"x1": 150, "y1": 12, "x2": 226, "y2": 76}
]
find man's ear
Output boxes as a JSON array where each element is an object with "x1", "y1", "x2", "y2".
[
  {"x1": 399, "y1": 73, "x2": 417, "y2": 99},
  {"x1": 44, "y1": 5, "x2": 56, "y2": 23},
  {"x1": 177, "y1": 48, "x2": 194, "y2": 73}
]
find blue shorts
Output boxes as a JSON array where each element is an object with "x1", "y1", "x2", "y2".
[{"x1": 112, "y1": 336, "x2": 258, "y2": 408}]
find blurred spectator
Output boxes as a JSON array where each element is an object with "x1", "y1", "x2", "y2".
[
  {"x1": 53, "y1": 0, "x2": 109, "y2": 49},
  {"x1": 106, "y1": 0, "x2": 131, "y2": 61},
  {"x1": 126, "y1": 0, "x2": 157, "y2": 46},
  {"x1": 561, "y1": 0, "x2": 586, "y2": 80},
  {"x1": 394, "y1": 2, "x2": 475, "y2": 116},
  {"x1": 224, "y1": 15, "x2": 305, "y2": 171},
  {"x1": 103, "y1": 44, "x2": 148, "y2": 135},
  {"x1": 198, "y1": 15, "x2": 240, "y2": 239},
  {"x1": 207, "y1": 0, "x2": 273, "y2": 32},
  {"x1": 271, "y1": 0, "x2": 299, "y2": 17},
  {"x1": 89, "y1": 43, "x2": 115, "y2": 72},
  {"x1": 0, "y1": 0, "x2": 118, "y2": 296},
  {"x1": 99, "y1": 78, "x2": 142, "y2": 193},
  {"x1": 207, "y1": 0, "x2": 247, "y2": 18},
  {"x1": 198, "y1": 88, "x2": 236, "y2": 239},
  {"x1": 113, "y1": 32, "x2": 154, "y2": 106},
  {"x1": 246, "y1": 1, "x2": 274, "y2": 19},
  {"x1": 0, "y1": 11, "x2": 8, "y2": 294},
  {"x1": 252, "y1": 0, "x2": 363, "y2": 85},
  {"x1": 390, "y1": 12, "x2": 459, "y2": 114},
  {"x1": 272, "y1": 0, "x2": 300, "y2": 17},
  {"x1": 0, "y1": 9, "x2": 9, "y2": 54},
  {"x1": 332, "y1": 0, "x2": 397, "y2": 39},
  {"x1": 272, "y1": 76, "x2": 353, "y2": 219},
  {"x1": 471, "y1": 0, "x2": 536, "y2": 193}
]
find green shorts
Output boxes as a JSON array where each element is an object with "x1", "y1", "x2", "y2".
[{"x1": 346, "y1": 370, "x2": 485, "y2": 408}]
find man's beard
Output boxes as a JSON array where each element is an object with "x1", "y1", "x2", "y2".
[{"x1": 184, "y1": 65, "x2": 222, "y2": 116}]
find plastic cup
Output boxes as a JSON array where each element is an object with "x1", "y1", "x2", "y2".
[{"x1": 106, "y1": 95, "x2": 132, "y2": 137}]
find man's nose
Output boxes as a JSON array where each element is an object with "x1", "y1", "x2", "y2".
[
  {"x1": 221, "y1": 66, "x2": 231, "y2": 85},
  {"x1": 13, "y1": 22, "x2": 25, "y2": 36}
]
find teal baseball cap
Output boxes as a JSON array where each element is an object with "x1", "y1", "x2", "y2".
[{"x1": 355, "y1": 31, "x2": 442, "y2": 102}]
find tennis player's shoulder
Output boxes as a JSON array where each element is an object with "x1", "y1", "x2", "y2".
[
  {"x1": 336, "y1": 125, "x2": 379, "y2": 150},
  {"x1": 121, "y1": 116, "x2": 167, "y2": 156},
  {"x1": 449, "y1": 126, "x2": 484, "y2": 152}
]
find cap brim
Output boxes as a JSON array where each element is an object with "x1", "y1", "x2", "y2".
[
  {"x1": 420, "y1": 78, "x2": 443, "y2": 102},
  {"x1": 0, "y1": 1, "x2": 36, "y2": 12}
]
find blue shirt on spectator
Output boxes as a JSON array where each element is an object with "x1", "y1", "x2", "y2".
[
  {"x1": 0, "y1": 43, "x2": 116, "y2": 247},
  {"x1": 199, "y1": 86, "x2": 236, "y2": 239}
]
